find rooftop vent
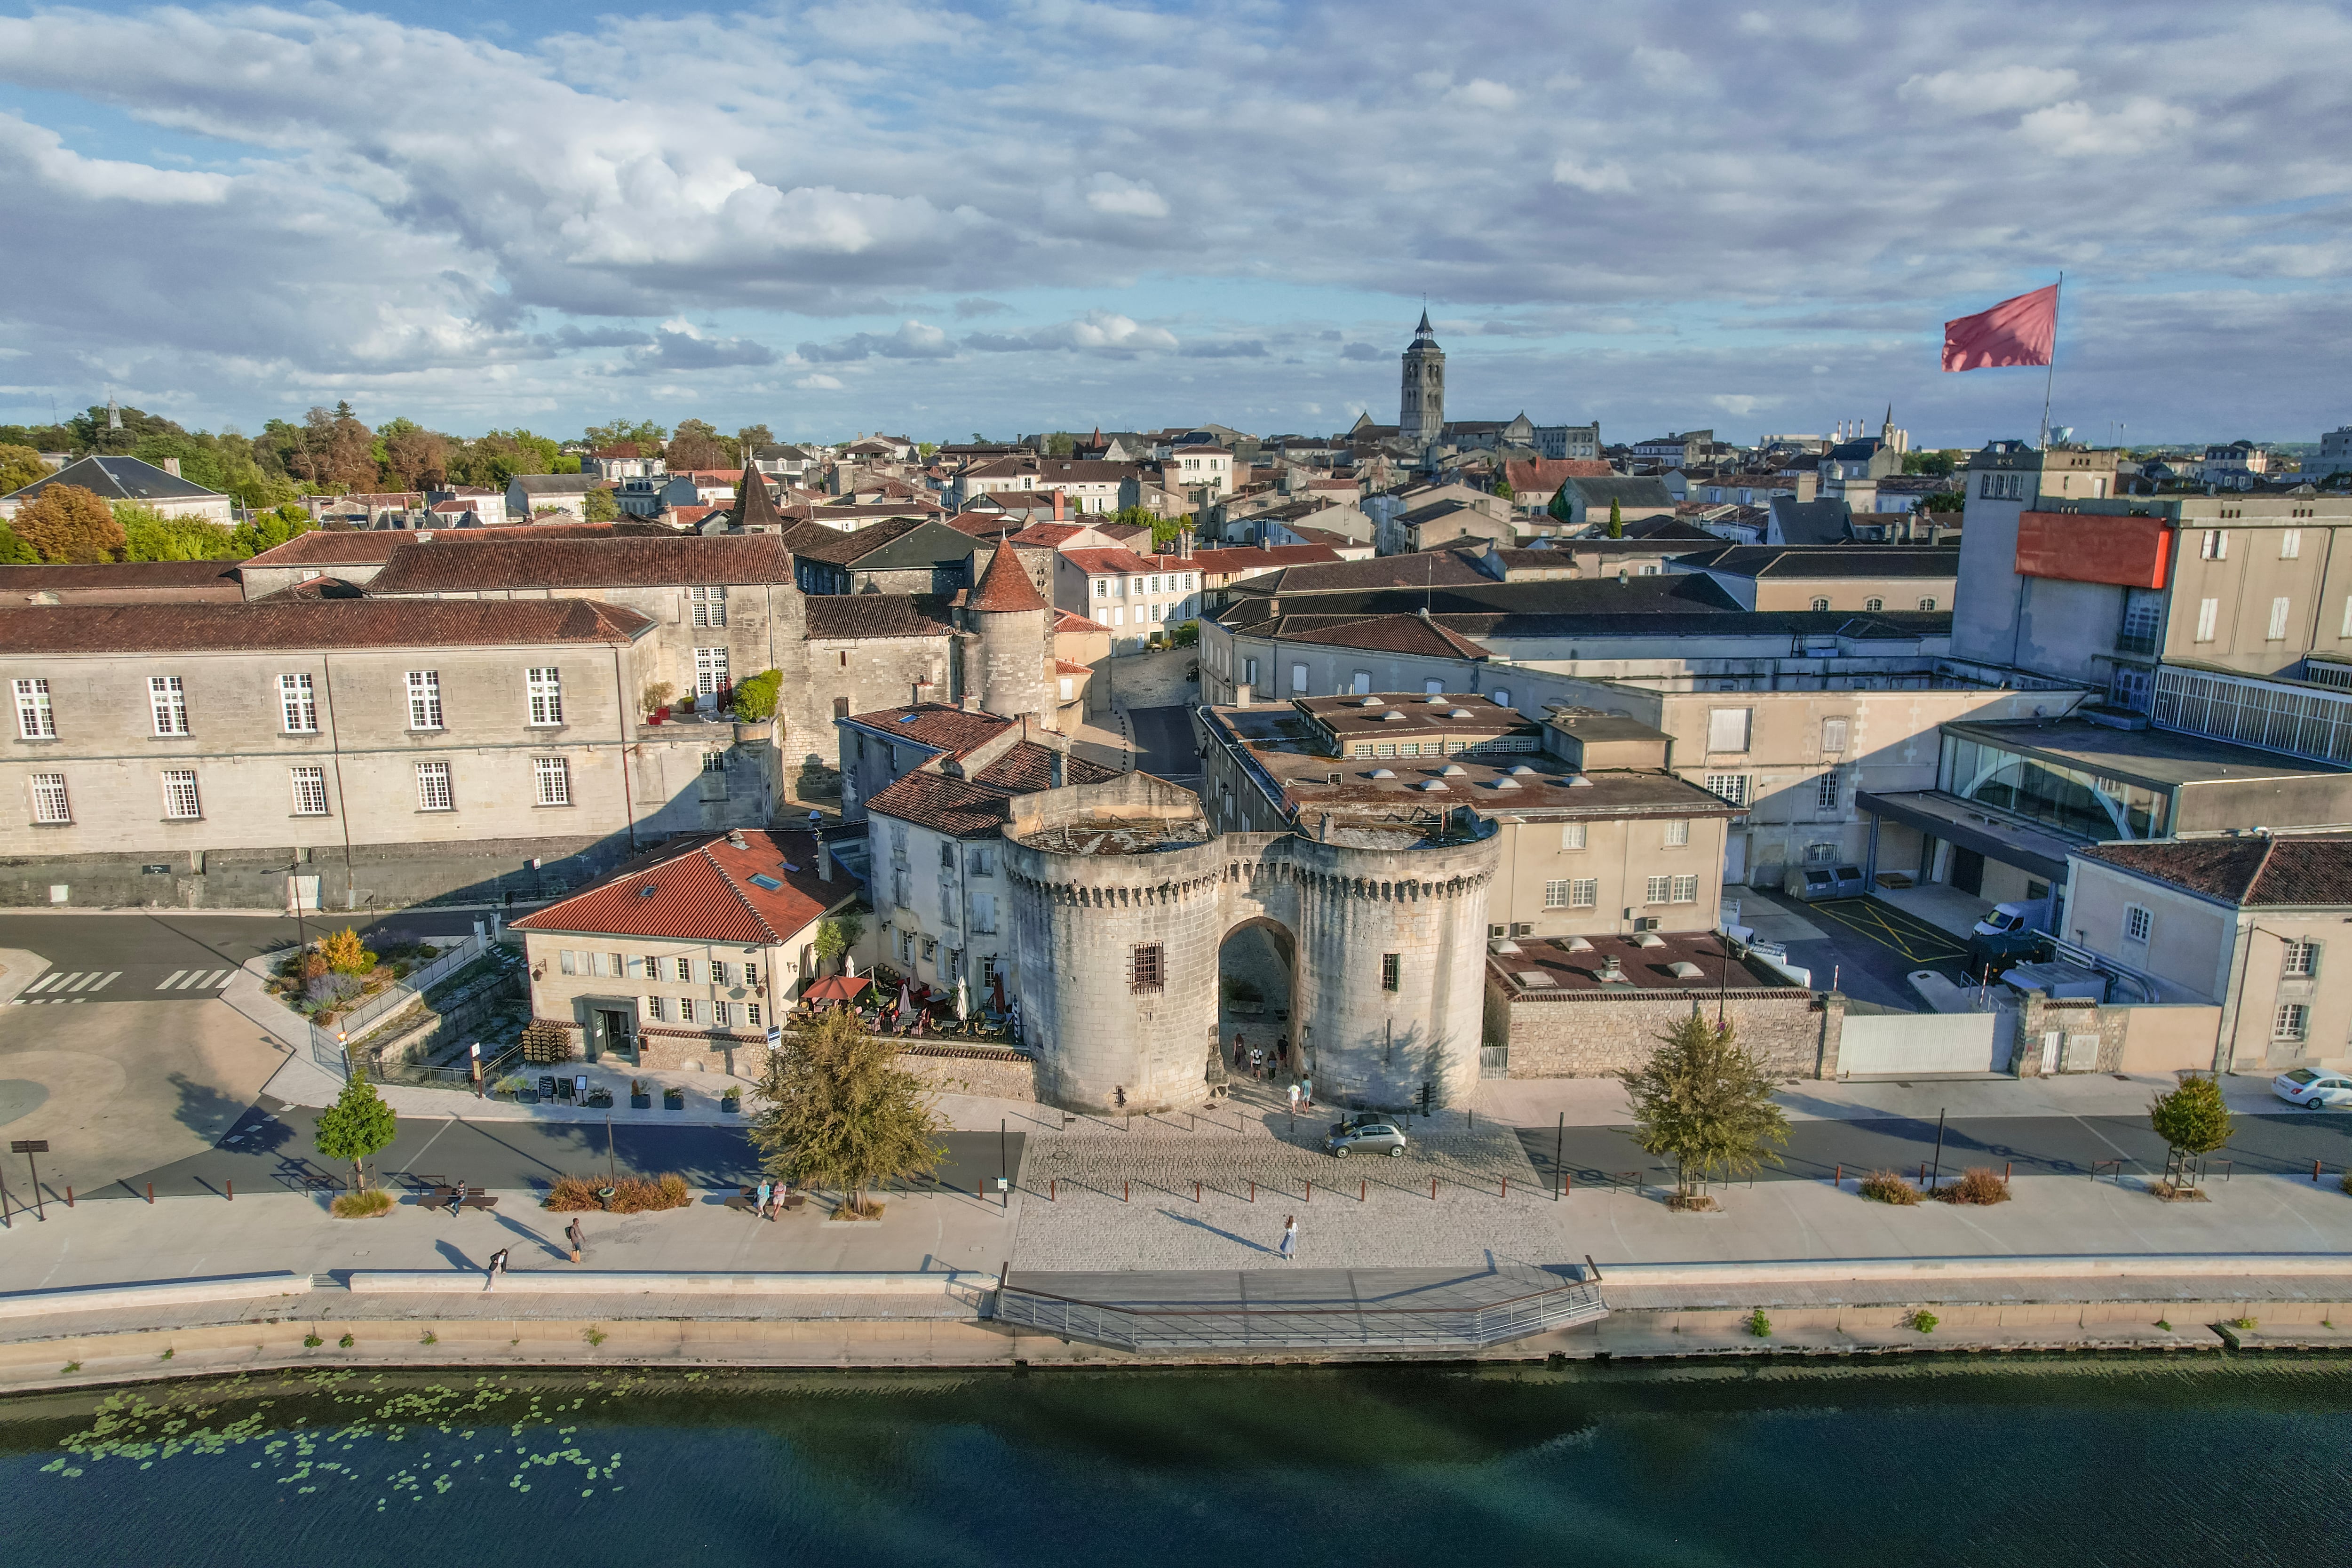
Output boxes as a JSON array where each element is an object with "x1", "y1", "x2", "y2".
[
  {"x1": 1489, "y1": 777, "x2": 1520, "y2": 790},
  {"x1": 1447, "y1": 708, "x2": 1475, "y2": 719},
  {"x1": 1596, "y1": 955, "x2": 1628, "y2": 984},
  {"x1": 1506, "y1": 764, "x2": 1537, "y2": 775},
  {"x1": 1566, "y1": 774, "x2": 1594, "y2": 787},
  {"x1": 1423, "y1": 692, "x2": 1448, "y2": 704},
  {"x1": 1438, "y1": 763, "x2": 1467, "y2": 776},
  {"x1": 1417, "y1": 779, "x2": 1448, "y2": 792},
  {"x1": 1635, "y1": 932, "x2": 1666, "y2": 948},
  {"x1": 1514, "y1": 970, "x2": 1557, "y2": 988},
  {"x1": 636, "y1": 884, "x2": 658, "y2": 899},
  {"x1": 1561, "y1": 936, "x2": 1595, "y2": 953},
  {"x1": 1368, "y1": 767, "x2": 1396, "y2": 779},
  {"x1": 1489, "y1": 939, "x2": 1522, "y2": 955},
  {"x1": 1667, "y1": 960, "x2": 1704, "y2": 979},
  {"x1": 1380, "y1": 710, "x2": 1407, "y2": 723},
  {"x1": 1357, "y1": 695, "x2": 1384, "y2": 708}
]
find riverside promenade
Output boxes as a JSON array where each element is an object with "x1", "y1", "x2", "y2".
[{"x1": 4, "y1": 1063, "x2": 2352, "y2": 1387}]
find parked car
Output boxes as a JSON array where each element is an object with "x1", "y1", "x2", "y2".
[
  {"x1": 2272, "y1": 1068, "x2": 2352, "y2": 1108},
  {"x1": 1971, "y1": 902, "x2": 2045, "y2": 939},
  {"x1": 1324, "y1": 1119, "x2": 1407, "y2": 1158}
]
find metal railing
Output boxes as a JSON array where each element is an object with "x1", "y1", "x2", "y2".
[
  {"x1": 305, "y1": 933, "x2": 490, "y2": 1074},
  {"x1": 374, "y1": 1040, "x2": 521, "y2": 1090},
  {"x1": 992, "y1": 1274, "x2": 1609, "y2": 1352}
]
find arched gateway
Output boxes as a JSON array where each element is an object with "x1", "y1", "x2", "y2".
[{"x1": 1003, "y1": 774, "x2": 1500, "y2": 1113}]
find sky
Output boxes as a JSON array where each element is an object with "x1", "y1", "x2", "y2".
[{"x1": 2, "y1": 1, "x2": 2350, "y2": 449}]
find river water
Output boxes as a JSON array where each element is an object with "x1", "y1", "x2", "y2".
[{"x1": 4, "y1": 1357, "x2": 2347, "y2": 1567}]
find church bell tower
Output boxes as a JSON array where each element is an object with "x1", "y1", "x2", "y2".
[{"x1": 1399, "y1": 308, "x2": 1444, "y2": 447}]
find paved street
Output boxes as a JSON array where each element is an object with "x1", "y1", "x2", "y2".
[
  {"x1": 0, "y1": 908, "x2": 490, "y2": 1008},
  {"x1": 1511, "y1": 1109, "x2": 2352, "y2": 1189},
  {"x1": 1127, "y1": 702, "x2": 1199, "y2": 784}
]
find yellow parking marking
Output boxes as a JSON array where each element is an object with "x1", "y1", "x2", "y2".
[{"x1": 1808, "y1": 897, "x2": 1970, "y2": 964}]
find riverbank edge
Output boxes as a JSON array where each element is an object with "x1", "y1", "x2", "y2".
[{"x1": 6, "y1": 1298, "x2": 2351, "y2": 1396}]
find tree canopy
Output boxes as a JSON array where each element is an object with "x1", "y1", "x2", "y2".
[
  {"x1": 1622, "y1": 1012, "x2": 1789, "y2": 1202},
  {"x1": 2150, "y1": 1075, "x2": 2233, "y2": 1159},
  {"x1": 750, "y1": 1005, "x2": 946, "y2": 1215},
  {"x1": 667, "y1": 418, "x2": 733, "y2": 473},
  {"x1": 0, "y1": 443, "x2": 45, "y2": 497},
  {"x1": 13, "y1": 484, "x2": 127, "y2": 563},
  {"x1": 314, "y1": 1072, "x2": 398, "y2": 1192}
]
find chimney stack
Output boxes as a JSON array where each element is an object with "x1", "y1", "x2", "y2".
[
  {"x1": 1052, "y1": 488, "x2": 1066, "y2": 522},
  {"x1": 818, "y1": 840, "x2": 833, "y2": 882},
  {"x1": 1318, "y1": 812, "x2": 1333, "y2": 843},
  {"x1": 1178, "y1": 528, "x2": 1193, "y2": 561},
  {"x1": 1049, "y1": 749, "x2": 1066, "y2": 788}
]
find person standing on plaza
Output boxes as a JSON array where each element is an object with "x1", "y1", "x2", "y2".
[
  {"x1": 1279, "y1": 1216, "x2": 1297, "y2": 1260},
  {"x1": 757, "y1": 1178, "x2": 772, "y2": 1219},
  {"x1": 1301, "y1": 1075, "x2": 1313, "y2": 1111},
  {"x1": 1276, "y1": 1034, "x2": 1289, "y2": 1070},
  {"x1": 1286, "y1": 1081, "x2": 1301, "y2": 1116},
  {"x1": 1250, "y1": 1046, "x2": 1264, "y2": 1080},
  {"x1": 566, "y1": 1217, "x2": 585, "y2": 1264},
  {"x1": 1233, "y1": 1031, "x2": 1246, "y2": 1071},
  {"x1": 484, "y1": 1247, "x2": 510, "y2": 1292}
]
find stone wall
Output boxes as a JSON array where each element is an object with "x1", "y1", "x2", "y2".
[
  {"x1": 1488, "y1": 980, "x2": 1841, "y2": 1079},
  {"x1": 897, "y1": 1044, "x2": 1039, "y2": 1101},
  {"x1": 2013, "y1": 991, "x2": 2130, "y2": 1076}
]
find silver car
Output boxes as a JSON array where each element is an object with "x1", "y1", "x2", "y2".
[
  {"x1": 1325, "y1": 1119, "x2": 1408, "y2": 1158},
  {"x1": 2273, "y1": 1067, "x2": 2352, "y2": 1108}
]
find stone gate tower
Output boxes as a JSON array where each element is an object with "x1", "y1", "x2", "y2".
[
  {"x1": 966, "y1": 543, "x2": 1050, "y2": 724},
  {"x1": 1400, "y1": 307, "x2": 1445, "y2": 447}
]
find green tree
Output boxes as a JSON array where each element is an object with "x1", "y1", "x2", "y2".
[
  {"x1": 0, "y1": 525, "x2": 35, "y2": 564},
  {"x1": 1547, "y1": 482, "x2": 1574, "y2": 525},
  {"x1": 736, "y1": 423, "x2": 775, "y2": 454},
  {"x1": 666, "y1": 419, "x2": 731, "y2": 472},
  {"x1": 2149, "y1": 1074, "x2": 2233, "y2": 1190},
  {"x1": 1622, "y1": 1012, "x2": 1790, "y2": 1205},
  {"x1": 583, "y1": 419, "x2": 668, "y2": 452},
  {"x1": 313, "y1": 1072, "x2": 398, "y2": 1193},
  {"x1": 1606, "y1": 496, "x2": 1624, "y2": 538},
  {"x1": 750, "y1": 1005, "x2": 947, "y2": 1217},
  {"x1": 1044, "y1": 431, "x2": 1076, "y2": 457},
  {"x1": 1923, "y1": 491, "x2": 1964, "y2": 514},
  {"x1": 381, "y1": 424, "x2": 449, "y2": 491},
  {"x1": 582, "y1": 485, "x2": 619, "y2": 522},
  {"x1": 1493, "y1": 476, "x2": 1515, "y2": 501},
  {"x1": 116, "y1": 504, "x2": 239, "y2": 560},
  {"x1": 230, "y1": 505, "x2": 314, "y2": 557},
  {"x1": 0, "y1": 443, "x2": 45, "y2": 496},
  {"x1": 1902, "y1": 450, "x2": 1957, "y2": 477},
  {"x1": 813, "y1": 912, "x2": 863, "y2": 968},
  {"x1": 68, "y1": 402, "x2": 184, "y2": 455},
  {"x1": 730, "y1": 667, "x2": 783, "y2": 722},
  {"x1": 14, "y1": 483, "x2": 126, "y2": 562}
]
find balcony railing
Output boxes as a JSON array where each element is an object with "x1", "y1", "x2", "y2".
[{"x1": 2152, "y1": 664, "x2": 2352, "y2": 766}]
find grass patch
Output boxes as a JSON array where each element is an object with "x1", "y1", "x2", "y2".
[
  {"x1": 584, "y1": 1326, "x2": 608, "y2": 1347},
  {"x1": 337, "y1": 1333, "x2": 354, "y2": 1348},
  {"x1": 59, "y1": 1361, "x2": 80, "y2": 1376},
  {"x1": 2156, "y1": 1319, "x2": 2172, "y2": 1332},
  {"x1": 303, "y1": 1333, "x2": 323, "y2": 1348},
  {"x1": 828, "y1": 1196, "x2": 889, "y2": 1221},
  {"x1": 1906, "y1": 1309, "x2": 1939, "y2": 1334},
  {"x1": 330, "y1": 1187, "x2": 395, "y2": 1218},
  {"x1": 543, "y1": 1173, "x2": 691, "y2": 1213},
  {"x1": 1746, "y1": 1308, "x2": 1772, "y2": 1339},
  {"x1": 2229, "y1": 1315, "x2": 2258, "y2": 1331},
  {"x1": 1932, "y1": 1167, "x2": 2011, "y2": 1205},
  {"x1": 159, "y1": 1347, "x2": 173, "y2": 1361},
  {"x1": 1858, "y1": 1170, "x2": 1921, "y2": 1205}
]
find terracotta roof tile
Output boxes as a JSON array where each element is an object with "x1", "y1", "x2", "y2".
[
  {"x1": 2081, "y1": 837, "x2": 2352, "y2": 908},
  {"x1": 0, "y1": 598, "x2": 651, "y2": 654},
  {"x1": 841, "y1": 703, "x2": 1012, "y2": 759},
  {"x1": 968, "y1": 544, "x2": 1048, "y2": 613},
  {"x1": 365, "y1": 535, "x2": 790, "y2": 594},
  {"x1": 512, "y1": 829, "x2": 850, "y2": 944},
  {"x1": 803, "y1": 594, "x2": 953, "y2": 640},
  {"x1": 1054, "y1": 607, "x2": 1109, "y2": 634}
]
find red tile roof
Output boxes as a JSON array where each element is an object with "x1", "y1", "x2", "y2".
[
  {"x1": 803, "y1": 595, "x2": 954, "y2": 640},
  {"x1": 968, "y1": 544, "x2": 1049, "y2": 613},
  {"x1": 365, "y1": 535, "x2": 790, "y2": 594},
  {"x1": 1054, "y1": 607, "x2": 1108, "y2": 634},
  {"x1": 866, "y1": 743, "x2": 1117, "y2": 836},
  {"x1": 0, "y1": 598, "x2": 651, "y2": 653},
  {"x1": 512, "y1": 829, "x2": 850, "y2": 944},
  {"x1": 2081, "y1": 836, "x2": 2352, "y2": 908},
  {"x1": 841, "y1": 702, "x2": 1015, "y2": 758}
]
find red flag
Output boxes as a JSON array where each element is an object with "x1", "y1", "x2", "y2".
[{"x1": 1942, "y1": 284, "x2": 2058, "y2": 372}]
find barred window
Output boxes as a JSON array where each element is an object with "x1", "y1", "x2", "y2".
[
  {"x1": 14, "y1": 678, "x2": 54, "y2": 739},
  {"x1": 150, "y1": 675, "x2": 189, "y2": 736},
  {"x1": 1128, "y1": 942, "x2": 1164, "y2": 993},
  {"x1": 533, "y1": 756, "x2": 571, "y2": 806},
  {"x1": 1817, "y1": 772, "x2": 1840, "y2": 811},
  {"x1": 406, "y1": 670, "x2": 443, "y2": 730},
  {"x1": 279, "y1": 673, "x2": 318, "y2": 734},
  {"x1": 415, "y1": 761, "x2": 453, "y2": 811},
  {"x1": 526, "y1": 667, "x2": 563, "y2": 726},
  {"x1": 29, "y1": 772, "x2": 68, "y2": 824},
  {"x1": 1381, "y1": 953, "x2": 1400, "y2": 991},
  {"x1": 161, "y1": 769, "x2": 201, "y2": 820},
  {"x1": 291, "y1": 766, "x2": 329, "y2": 816}
]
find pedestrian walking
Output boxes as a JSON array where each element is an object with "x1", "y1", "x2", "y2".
[
  {"x1": 756, "y1": 1178, "x2": 772, "y2": 1219},
  {"x1": 1301, "y1": 1075, "x2": 1313, "y2": 1110},
  {"x1": 1278, "y1": 1216, "x2": 1297, "y2": 1260},
  {"x1": 1250, "y1": 1047, "x2": 1264, "y2": 1080},
  {"x1": 484, "y1": 1247, "x2": 510, "y2": 1292},
  {"x1": 1232, "y1": 1031, "x2": 1246, "y2": 1071},
  {"x1": 566, "y1": 1218, "x2": 585, "y2": 1264},
  {"x1": 1276, "y1": 1034, "x2": 1290, "y2": 1068},
  {"x1": 1286, "y1": 1081, "x2": 1301, "y2": 1115}
]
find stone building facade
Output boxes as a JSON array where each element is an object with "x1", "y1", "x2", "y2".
[{"x1": 1002, "y1": 773, "x2": 1501, "y2": 1113}]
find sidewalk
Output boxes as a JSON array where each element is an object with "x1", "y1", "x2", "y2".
[{"x1": 1469, "y1": 1069, "x2": 2291, "y2": 1128}]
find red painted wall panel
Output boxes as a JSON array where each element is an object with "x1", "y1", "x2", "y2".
[{"x1": 2013, "y1": 511, "x2": 2172, "y2": 589}]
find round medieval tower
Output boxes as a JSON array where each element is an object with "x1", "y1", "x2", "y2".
[{"x1": 966, "y1": 543, "x2": 1050, "y2": 724}]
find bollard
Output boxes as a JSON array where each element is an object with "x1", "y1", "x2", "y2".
[
  {"x1": 147, "y1": 1182, "x2": 154, "y2": 1205},
  {"x1": 1564, "y1": 1171, "x2": 1572, "y2": 1196},
  {"x1": 1124, "y1": 1180, "x2": 1130, "y2": 1202},
  {"x1": 1501, "y1": 1176, "x2": 1507, "y2": 1199},
  {"x1": 1918, "y1": 1162, "x2": 1926, "y2": 1186},
  {"x1": 1431, "y1": 1176, "x2": 1437, "y2": 1201},
  {"x1": 1249, "y1": 1180, "x2": 1255, "y2": 1203},
  {"x1": 1360, "y1": 1178, "x2": 1366, "y2": 1202},
  {"x1": 977, "y1": 1180, "x2": 984, "y2": 1199},
  {"x1": 1304, "y1": 1179, "x2": 1311, "y2": 1204},
  {"x1": 2004, "y1": 1162, "x2": 2012, "y2": 1185},
  {"x1": 1049, "y1": 1178, "x2": 1056, "y2": 1202},
  {"x1": 2317, "y1": 1159, "x2": 2325, "y2": 1185},
  {"x1": 1195, "y1": 1181, "x2": 1201, "y2": 1202},
  {"x1": 66, "y1": 1186, "x2": 73, "y2": 1207},
  {"x1": 227, "y1": 1179, "x2": 233, "y2": 1202},
  {"x1": 1835, "y1": 1163, "x2": 1842, "y2": 1187}
]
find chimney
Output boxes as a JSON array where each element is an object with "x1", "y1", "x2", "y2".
[
  {"x1": 1178, "y1": 528, "x2": 1193, "y2": 561},
  {"x1": 726, "y1": 828, "x2": 748, "y2": 850},
  {"x1": 1052, "y1": 489, "x2": 1066, "y2": 522},
  {"x1": 160, "y1": 457, "x2": 183, "y2": 478},
  {"x1": 1318, "y1": 812, "x2": 1333, "y2": 842},
  {"x1": 1050, "y1": 749, "x2": 1066, "y2": 788},
  {"x1": 818, "y1": 839, "x2": 833, "y2": 882}
]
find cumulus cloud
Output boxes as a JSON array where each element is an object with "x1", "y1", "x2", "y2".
[
  {"x1": 2018, "y1": 98, "x2": 2196, "y2": 157},
  {"x1": 630, "y1": 322, "x2": 777, "y2": 370},
  {"x1": 797, "y1": 319, "x2": 955, "y2": 362},
  {"x1": 1900, "y1": 65, "x2": 2080, "y2": 114},
  {"x1": 794, "y1": 373, "x2": 845, "y2": 390},
  {"x1": 969, "y1": 310, "x2": 1178, "y2": 356},
  {"x1": 1081, "y1": 174, "x2": 1169, "y2": 219}
]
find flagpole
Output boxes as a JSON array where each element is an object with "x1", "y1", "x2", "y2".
[{"x1": 2038, "y1": 271, "x2": 2063, "y2": 449}]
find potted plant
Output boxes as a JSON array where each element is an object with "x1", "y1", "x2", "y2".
[
  {"x1": 495, "y1": 1073, "x2": 528, "y2": 1101},
  {"x1": 629, "y1": 1077, "x2": 652, "y2": 1111},
  {"x1": 585, "y1": 1085, "x2": 613, "y2": 1109},
  {"x1": 720, "y1": 1087, "x2": 742, "y2": 1114},
  {"x1": 641, "y1": 681, "x2": 675, "y2": 726},
  {"x1": 677, "y1": 692, "x2": 698, "y2": 717},
  {"x1": 663, "y1": 1085, "x2": 686, "y2": 1111}
]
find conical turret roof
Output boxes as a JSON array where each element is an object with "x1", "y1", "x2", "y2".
[
  {"x1": 968, "y1": 543, "x2": 1047, "y2": 613},
  {"x1": 731, "y1": 455, "x2": 785, "y2": 530}
]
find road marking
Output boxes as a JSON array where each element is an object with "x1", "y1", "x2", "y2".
[
  {"x1": 206, "y1": 969, "x2": 234, "y2": 988},
  {"x1": 63, "y1": 971, "x2": 102, "y2": 992},
  {"x1": 157, "y1": 970, "x2": 187, "y2": 990},
  {"x1": 24, "y1": 972, "x2": 69, "y2": 994},
  {"x1": 87, "y1": 971, "x2": 120, "y2": 992}
]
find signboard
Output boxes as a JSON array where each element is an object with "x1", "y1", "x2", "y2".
[
  {"x1": 10, "y1": 1139, "x2": 48, "y2": 1154},
  {"x1": 766, "y1": 1027, "x2": 782, "y2": 1047},
  {"x1": 142, "y1": 863, "x2": 172, "y2": 875}
]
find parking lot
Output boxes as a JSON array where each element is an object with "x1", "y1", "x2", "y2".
[{"x1": 1736, "y1": 888, "x2": 1976, "y2": 1012}]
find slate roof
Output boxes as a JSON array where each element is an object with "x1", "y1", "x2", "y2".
[
  {"x1": 789, "y1": 515, "x2": 970, "y2": 568},
  {"x1": 1280, "y1": 613, "x2": 1493, "y2": 660},
  {"x1": 2078, "y1": 837, "x2": 2352, "y2": 909},
  {"x1": 2, "y1": 454, "x2": 224, "y2": 505},
  {"x1": 511, "y1": 829, "x2": 849, "y2": 944},
  {"x1": 0, "y1": 561, "x2": 241, "y2": 595},
  {"x1": 1564, "y1": 476, "x2": 1674, "y2": 508},
  {"x1": 0, "y1": 598, "x2": 651, "y2": 653},
  {"x1": 509, "y1": 473, "x2": 601, "y2": 493},
  {"x1": 803, "y1": 594, "x2": 954, "y2": 639},
  {"x1": 731, "y1": 458, "x2": 788, "y2": 531},
  {"x1": 1769, "y1": 496, "x2": 1855, "y2": 545},
  {"x1": 364, "y1": 535, "x2": 791, "y2": 594},
  {"x1": 968, "y1": 545, "x2": 1049, "y2": 613}
]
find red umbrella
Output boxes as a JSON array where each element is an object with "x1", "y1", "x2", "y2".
[{"x1": 804, "y1": 974, "x2": 870, "y2": 1003}]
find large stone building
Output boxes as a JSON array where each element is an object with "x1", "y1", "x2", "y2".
[{"x1": 1400, "y1": 309, "x2": 1446, "y2": 447}]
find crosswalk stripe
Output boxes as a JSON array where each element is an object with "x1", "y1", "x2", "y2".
[
  {"x1": 157, "y1": 970, "x2": 187, "y2": 990},
  {"x1": 64, "y1": 972, "x2": 100, "y2": 992},
  {"x1": 171, "y1": 971, "x2": 203, "y2": 990},
  {"x1": 88, "y1": 971, "x2": 120, "y2": 992},
  {"x1": 24, "y1": 972, "x2": 67, "y2": 993},
  {"x1": 209, "y1": 971, "x2": 234, "y2": 988}
]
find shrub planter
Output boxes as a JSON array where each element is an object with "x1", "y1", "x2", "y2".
[
  {"x1": 663, "y1": 1090, "x2": 685, "y2": 1112},
  {"x1": 720, "y1": 1093, "x2": 741, "y2": 1114},
  {"x1": 630, "y1": 1093, "x2": 652, "y2": 1110},
  {"x1": 733, "y1": 720, "x2": 771, "y2": 745}
]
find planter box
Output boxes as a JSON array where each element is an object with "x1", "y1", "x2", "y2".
[
  {"x1": 720, "y1": 1098, "x2": 741, "y2": 1114},
  {"x1": 663, "y1": 1095, "x2": 685, "y2": 1112},
  {"x1": 733, "y1": 719, "x2": 771, "y2": 744},
  {"x1": 517, "y1": 1090, "x2": 540, "y2": 1105},
  {"x1": 630, "y1": 1094, "x2": 652, "y2": 1110}
]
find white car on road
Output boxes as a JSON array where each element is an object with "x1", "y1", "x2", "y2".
[{"x1": 2273, "y1": 1068, "x2": 2352, "y2": 1108}]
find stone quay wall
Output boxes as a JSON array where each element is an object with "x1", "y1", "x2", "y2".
[{"x1": 1487, "y1": 981, "x2": 1842, "y2": 1079}]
